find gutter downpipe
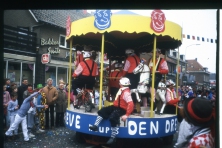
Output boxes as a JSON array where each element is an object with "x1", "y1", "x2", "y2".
[{"x1": 29, "y1": 10, "x2": 39, "y2": 23}]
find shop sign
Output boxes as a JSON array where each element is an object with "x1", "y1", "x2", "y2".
[
  {"x1": 47, "y1": 47, "x2": 60, "y2": 54},
  {"x1": 41, "y1": 53, "x2": 51, "y2": 64},
  {"x1": 65, "y1": 51, "x2": 74, "y2": 58},
  {"x1": 41, "y1": 38, "x2": 59, "y2": 46}
]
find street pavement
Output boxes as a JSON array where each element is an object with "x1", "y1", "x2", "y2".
[{"x1": 4, "y1": 126, "x2": 178, "y2": 148}]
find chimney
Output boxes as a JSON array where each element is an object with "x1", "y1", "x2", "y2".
[{"x1": 195, "y1": 58, "x2": 197, "y2": 61}]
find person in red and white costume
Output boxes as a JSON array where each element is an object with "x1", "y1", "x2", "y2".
[
  {"x1": 165, "y1": 80, "x2": 180, "y2": 106},
  {"x1": 74, "y1": 50, "x2": 83, "y2": 67},
  {"x1": 108, "y1": 63, "x2": 123, "y2": 101},
  {"x1": 122, "y1": 49, "x2": 140, "y2": 89},
  {"x1": 147, "y1": 48, "x2": 169, "y2": 111},
  {"x1": 148, "y1": 48, "x2": 169, "y2": 89},
  {"x1": 164, "y1": 80, "x2": 183, "y2": 122},
  {"x1": 122, "y1": 49, "x2": 140, "y2": 111},
  {"x1": 89, "y1": 77, "x2": 134, "y2": 145},
  {"x1": 72, "y1": 46, "x2": 98, "y2": 108}
]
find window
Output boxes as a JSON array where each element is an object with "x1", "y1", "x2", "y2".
[
  {"x1": 59, "y1": 34, "x2": 70, "y2": 49},
  {"x1": 17, "y1": 27, "x2": 29, "y2": 46}
]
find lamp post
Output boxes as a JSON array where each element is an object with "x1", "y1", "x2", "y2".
[
  {"x1": 185, "y1": 44, "x2": 200, "y2": 60},
  {"x1": 183, "y1": 44, "x2": 200, "y2": 85}
]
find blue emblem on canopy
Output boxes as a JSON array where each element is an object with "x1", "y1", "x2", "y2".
[{"x1": 94, "y1": 10, "x2": 112, "y2": 30}]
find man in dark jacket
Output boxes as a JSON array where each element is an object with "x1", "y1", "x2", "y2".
[{"x1": 17, "y1": 78, "x2": 28, "y2": 107}]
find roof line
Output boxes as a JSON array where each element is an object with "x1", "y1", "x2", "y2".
[{"x1": 29, "y1": 10, "x2": 38, "y2": 22}]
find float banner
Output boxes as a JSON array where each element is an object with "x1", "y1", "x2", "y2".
[{"x1": 65, "y1": 110, "x2": 177, "y2": 138}]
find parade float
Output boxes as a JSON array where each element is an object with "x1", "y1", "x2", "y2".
[{"x1": 65, "y1": 10, "x2": 182, "y2": 146}]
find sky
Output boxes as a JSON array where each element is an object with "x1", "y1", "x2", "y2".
[{"x1": 87, "y1": 9, "x2": 217, "y2": 73}]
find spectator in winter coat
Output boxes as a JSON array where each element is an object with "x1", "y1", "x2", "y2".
[
  {"x1": 23, "y1": 84, "x2": 33, "y2": 99},
  {"x1": 17, "y1": 78, "x2": 28, "y2": 107},
  {"x1": 187, "y1": 86, "x2": 194, "y2": 98},
  {"x1": 179, "y1": 97, "x2": 215, "y2": 148},
  {"x1": 55, "y1": 81, "x2": 67, "y2": 127},
  {"x1": 207, "y1": 88, "x2": 215, "y2": 100},
  {"x1": 42, "y1": 78, "x2": 58, "y2": 129}
]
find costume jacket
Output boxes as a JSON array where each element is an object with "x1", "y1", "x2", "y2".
[
  {"x1": 109, "y1": 69, "x2": 123, "y2": 88},
  {"x1": 165, "y1": 88, "x2": 179, "y2": 105},
  {"x1": 113, "y1": 88, "x2": 134, "y2": 116},
  {"x1": 148, "y1": 57, "x2": 169, "y2": 74},
  {"x1": 72, "y1": 58, "x2": 98, "y2": 77},
  {"x1": 123, "y1": 54, "x2": 140, "y2": 74}
]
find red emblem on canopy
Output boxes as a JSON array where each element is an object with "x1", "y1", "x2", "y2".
[
  {"x1": 66, "y1": 16, "x2": 71, "y2": 37},
  {"x1": 150, "y1": 10, "x2": 166, "y2": 33}
]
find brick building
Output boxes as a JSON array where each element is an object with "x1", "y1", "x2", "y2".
[{"x1": 185, "y1": 58, "x2": 211, "y2": 89}]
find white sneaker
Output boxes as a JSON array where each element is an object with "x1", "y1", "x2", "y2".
[
  {"x1": 36, "y1": 129, "x2": 45, "y2": 133},
  {"x1": 28, "y1": 133, "x2": 35, "y2": 138}
]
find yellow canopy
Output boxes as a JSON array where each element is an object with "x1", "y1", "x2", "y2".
[
  {"x1": 66, "y1": 15, "x2": 182, "y2": 41},
  {"x1": 66, "y1": 13, "x2": 182, "y2": 59}
]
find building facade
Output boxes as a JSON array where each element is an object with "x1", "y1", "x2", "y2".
[
  {"x1": 4, "y1": 10, "x2": 91, "y2": 87},
  {"x1": 185, "y1": 58, "x2": 211, "y2": 89},
  {"x1": 4, "y1": 10, "x2": 211, "y2": 90}
]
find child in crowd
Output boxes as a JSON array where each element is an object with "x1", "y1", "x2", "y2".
[
  {"x1": 9, "y1": 82, "x2": 17, "y2": 95},
  {"x1": 55, "y1": 81, "x2": 67, "y2": 127},
  {"x1": 5, "y1": 89, "x2": 48, "y2": 142},
  {"x1": 23, "y1": 84, "x2": 36, "y2": 138},
  {"x1": 7, "y1": 92, "x2": 19, "y2": 140},
  {"x1": 11, "y1": 85, "x2": 18, "y2": 94},
  {"x1": 3, "y1": 84, "x2": 11, "y2": 129}
]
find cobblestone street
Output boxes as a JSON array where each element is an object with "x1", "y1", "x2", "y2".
[{"x1": 4, "y1": 126, "x2": 178, "y2": 148}]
